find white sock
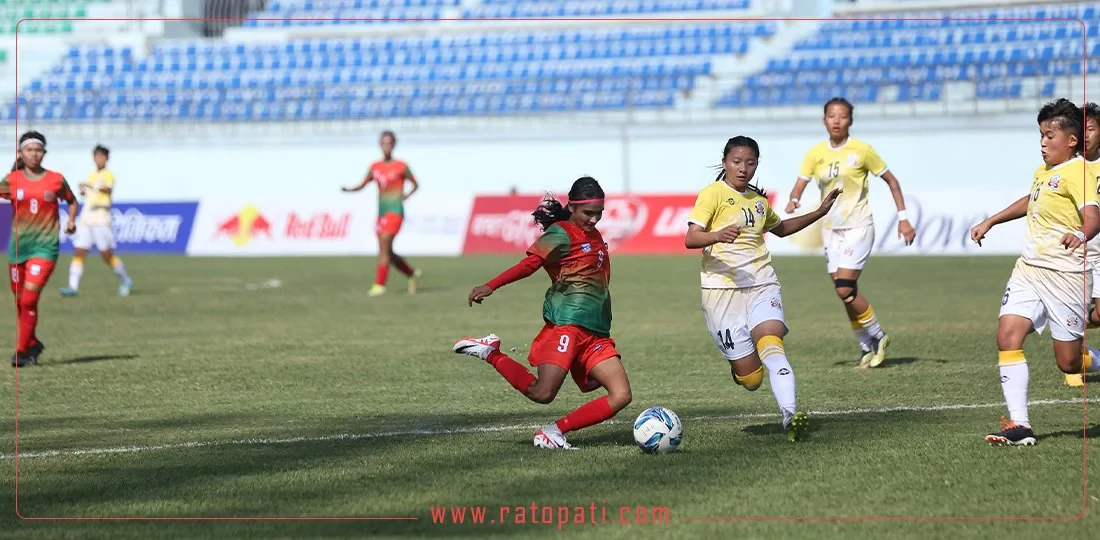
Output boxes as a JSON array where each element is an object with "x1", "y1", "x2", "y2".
[
  {"x1": 857, "y1": 306, "x2": 885, "y2": 340},
  {"x1": 999, "y1": 358, "x2": 1030, "y2": 427},
  {"x1": 1087, "y1": 347, "x2": 1100, "y2": 372},
  {"x1": 110, "y1": 256, "x2": 130, "y2": 283},
  {"x1": 68, "y1": 260, "x2": 84, "y2": 290},
  {"x1": 851, "y1": 325, "x2": 873, "y2": 351},
  {"x1": 759, "y1": 339, "x2": 797, "y2": 421}
]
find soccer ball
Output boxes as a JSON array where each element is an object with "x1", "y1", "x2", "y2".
[{"x1": 632, "y1": 406, "x2": 683, "y2": 454}]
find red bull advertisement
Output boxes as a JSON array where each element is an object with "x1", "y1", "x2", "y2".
[{"x1": 189, "y1": 200, "x2": 373, "y2": 256}]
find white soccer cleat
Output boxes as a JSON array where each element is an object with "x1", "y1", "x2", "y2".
[
  {"x1": 452, "y1": 334, "x2": 502, "y2": 361},
  {"x1": 533, "y1": 423, "x2": 576, "y2": 450}
]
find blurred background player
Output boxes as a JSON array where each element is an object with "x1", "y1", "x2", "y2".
[
  {"x1": 453, "y1": 177, "x2": 633, "y2": 450},
  {"x1": 784, "y1": 97, "x2": 916, "y2": 368},
  {"x1": 970, "y1": 99, "x2": 1100, "y2": 446},
  {"x1": 1, "y1": 131, "x2": 78, "y2": 367},
  {"x1": 686, "y1": 136, "x2": 840, "y2": 442},
  {"x1": 341, "y1": 130, "x2": 421, "y2": 297},
  {"x1": 59, "y1": 144, "x2": 133, "y2": 298}
]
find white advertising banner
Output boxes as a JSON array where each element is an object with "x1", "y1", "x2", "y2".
[{"x1": 187, "y1": 194, "x2": 471, "y2": 256}]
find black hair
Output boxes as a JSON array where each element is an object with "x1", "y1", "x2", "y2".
[
  {"x1": 93, "y1": 144, "x2": 110, "y2": 157},
  {"x1": 531, "y1": 176, "x2": 604, "y2": 232},
  {"x1": 1085, "y1": 102, "x2": 1100, "y2": 124},
  {"x1": 12, "y1": 130, "x2": 46, "y2": 171},
  {"x1": 714, "y1": 136, "x2": 766, "y2": 196},
  {"x1": 380, "y1": 130, "x2": 397, "y2": 144},
  {"x1": 1037, "y1": 98, "x2": 1084, "y2": 154},
  {"x1": 824, "y1": 97, "x2": 854, "y2": 119}
]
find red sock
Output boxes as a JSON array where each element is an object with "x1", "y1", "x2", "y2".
[
  {"x1": 555, "y1": 396, "x2": 615, "y2": 434},
  {"x1": 394, "y1": 258, "x2": 414, "y2": 277},
  {"x1": 487, "y1": 350, "x2": 537, "y2": 394},
  {"x1": 17, "y1": 289, "x2": 40, "y2": 353},
  {"x1": 375, "y1": 264, "x2": 389, "y2": 287}
]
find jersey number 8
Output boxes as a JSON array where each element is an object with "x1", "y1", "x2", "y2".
[{"x1": 29, "y1": 199, "x2": 38, "y2": 214}]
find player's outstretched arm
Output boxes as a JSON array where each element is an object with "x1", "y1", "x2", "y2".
[
  {"x1": 341, "y1": 173, "x2": 373, "y2": 192},
  {"x1": 771, "y1": 188, "x2": 841, "y2": 238},
  {"x1": 468, "y1": 254, "x2": 545, "y2": 306},
  {"x1": 881, "y1": 171, "x2": 916, "y2": 245},
  {"x1": 970, "y1": 195, "x2": 1028, "y2": 246}
]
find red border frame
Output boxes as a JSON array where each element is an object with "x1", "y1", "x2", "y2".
[{"x1": 10, "y1": 12, "x2": 1090, "y2": 524}]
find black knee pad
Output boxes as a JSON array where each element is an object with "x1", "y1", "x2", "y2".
[{"x1": 834, "y1": 279, "x2": 858, "y2": 304}]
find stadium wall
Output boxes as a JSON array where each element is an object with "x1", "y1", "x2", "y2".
[{"x1": 9, "y1": 116, "x2": 1045, "y2": 257}]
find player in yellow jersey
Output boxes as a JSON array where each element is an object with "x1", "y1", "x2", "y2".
[
  {"x1": 970, "y1": 99, "x2": 1100, "y2": 446},
  {"x1": 685, "y1": 136, "x2": 840, "y2": 442},
  {"x1": 784, "y1": 98, "x2": 916, "y2": 368},
  {"x1": 60, "y1": 145, "x2": 132, "y2": 298}
]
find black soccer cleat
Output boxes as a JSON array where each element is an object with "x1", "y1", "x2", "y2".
[
  {"x1": 986, "y1": 416, "x2": 1036, "y2": 447},
  {"x1": 27, "y1": 340, "x2": 45, "y2": 359},
  {"x1": 11, "y1": 352, "x2": 37, "y2": 368}
]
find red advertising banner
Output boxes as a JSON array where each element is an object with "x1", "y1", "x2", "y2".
[{"x1": 463, "y1": 192, "x2": 778, "y2": 254}]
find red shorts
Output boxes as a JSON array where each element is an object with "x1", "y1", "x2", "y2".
[
  {"x1": 376, "y1": 212, "x2": 404, "y2": 236},
  {"x1": 10, "y1": 258, "x2": 56, "y2": 294},
  {"x1": 528, "y1": 323, "x2": 619, "y2": 392}
]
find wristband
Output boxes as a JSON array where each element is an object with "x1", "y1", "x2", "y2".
[
  {"x1": 897, "y1": 210, "x2": 909, "y2": 221},
  {"x1": 790, "y1": 198, "x2": 799, "y2": 204},
  {"x1": 1074, "y1": 230, "x2": 1087, "y2": 242}
]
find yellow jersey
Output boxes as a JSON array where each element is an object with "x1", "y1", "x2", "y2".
[
  {"x1": 80, "y1": 168, "x2": 115, "y2": 226},
  {"x1": 1022, "y1": 157, "x2": 1099, "y2": 272},
  {"x1": 1081, "y1": 157, "x2": 1100, "y2": 267},
  {"x1": 798, "y1": 137, "x2": 888, "y2": 230},
  {"x1": 688, "y1": 181, "x2": 782, "y2": 289}
]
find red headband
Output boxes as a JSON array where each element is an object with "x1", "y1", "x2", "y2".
[{"x1": 569, "y1": 198, "x2": 604, "y2": 204}]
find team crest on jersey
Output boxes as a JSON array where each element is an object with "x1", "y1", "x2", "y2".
[
  {"x1": 1048, "y1": 174, "x2": 1061, "y2": 190},
  {"x1": 43, "y1": 191, "x2": 55, "y2": 202},
  {"x1": 28, "y1": 264, "x2": 41, "y2": 276},
  {"x1": 580, "y1": 242, "x2": 592, "y2": 253},
  {"x1": 846, "y1": 153, "x2": 859, "y2": 167},
  {"x1": 754, "y1": 200, "x2": 766, "y2": 216}
]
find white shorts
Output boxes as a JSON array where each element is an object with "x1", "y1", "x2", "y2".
[
  {"x1": 72, "y1": 224, "x2": 117, "y2": 252},
  {"x1": 701, "y1": 284, "x2": 788, "y2": 361},
  {"x1": 1093, "y1": 264, "x2": 1100, "y2": 300},
  {"x1": 1000, "y1": 261, "x2": 1090, "y2": 342},
  {"x1": 823, "y1": 225, "x2": 875, "y2": 273}
]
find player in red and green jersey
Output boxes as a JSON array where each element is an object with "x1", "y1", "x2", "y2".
[
  {"x1": 453, "y1": 176, "x2": 633, "y2": 450},
  {"x1": 1, "y1": 131, "x2": 78, "y2": 367},
  {"x1": 341, "y1": 130, "x2": 421, "y2": 297}
]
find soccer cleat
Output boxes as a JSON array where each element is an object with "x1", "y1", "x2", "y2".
[
  {"x1": 368, "y1": 284, "x2": 386, "y2": 297},
  {"x1": 408, "y1": 269, "x2": 422, "y2": 295},
  {"x1": 118, "y1": 279, "x2": 133, "y2": 298},
  {"x1": 452, "y1": 334, "x2": 502, "y2": 361},
  {"x1": 986, "y1": 416, "x2": 1037, "y2": 446},
  {"x1": 27, "y1": 340, "x2": 45, "y2": 360},
  {"x1": 857, "y1": 345, "x2": 873, "y2": 368},
  {"x1": 59, "y1": 287, "x2": 79, "y2": 297},
  {"x1": 784, "y1": 411, "x2": 809, "y2": 443},
  {"x1": 1065, "y1": 373, "x2": 1084, "y2": 387},
  {"x1": 533, "y1": 424, "x2": 576, "y2": 450},
  {"x1": 866, "y1": 334, "x2": 891, "y2": 368},
  {"x1": 11, "y1": 352, "x2": 37, "y2": 368}
]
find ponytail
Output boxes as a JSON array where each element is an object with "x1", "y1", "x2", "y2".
[
  {"x1": 11, "y1": 158, "x2": 23, "y2": 171},
  {"x1": 531, "y1": 195, "x2": 571, "y2": 232}
]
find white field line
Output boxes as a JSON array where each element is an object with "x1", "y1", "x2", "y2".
[
  {"x1": 2, "y1": 398, "x2": 1089, "y2": 461},
  {"x1": 166, "y1": 278, "x2": 283, "y2": 295}
]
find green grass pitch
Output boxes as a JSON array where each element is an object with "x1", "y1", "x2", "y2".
[{"x1": 0, "y1": 254, "x2": 1096, "y2": 539}]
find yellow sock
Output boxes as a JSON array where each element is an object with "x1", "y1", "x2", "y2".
[{"x1": 857, "y1": 306, "x2": 884, "y2": 340}]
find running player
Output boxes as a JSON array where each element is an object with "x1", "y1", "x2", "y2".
[
  {"x1": 687, "y1": 136, "x2": 840, "y2": 442},
  {"x1": 341, "y1": 130, "x2": 421, "y2": 297},
  {"x1": 452, "y1": 176, "x2": 632, "y2": 450},
  {"x1": 59, "y1": 144, "x2": 133, "y2": 298},
  {"x1": 1, "y1": 131, "x2": 78, "y2": 367},
  {"x1": 969, "y1": 99, "x2": 1100, "y2": 446},
  {"x1": 784, "y1": 97, "x2": 916, "y2": 368}
]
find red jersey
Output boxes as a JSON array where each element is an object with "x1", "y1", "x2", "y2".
[
  {"x1": 1, "y1": 169, "x2": 75, "y2": 263},
  {"x1": 526, "y1": 220, "x2": 612, "y2": 336},
  {"x1": 368, "y1": 159, "x2": 411, "y2": 216}
]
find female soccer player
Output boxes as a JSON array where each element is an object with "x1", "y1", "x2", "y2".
[
  {"x1": 686, "y1": 136, "x2": 840, "y2": 442},
  {"x1": 970, "y1": 99, "x2": 1100, "y2": 446},
  {"x1": 784, "y1": 97, "x2": 916, "y2": 368},
  {"x1": 1, "y1": 131, "x2": 78, "y2": 367},
  {"x1": 60, "y1": 144, "x2": 133, "y2": 298},
  {"x1": 341, "y1": 130, "x2": 421, "y2": 297},
  {"x1": 452, "y1": 176, "x2": 632, "y2": 450}
]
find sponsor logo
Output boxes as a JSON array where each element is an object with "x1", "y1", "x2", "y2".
[
  {"x1": 468, "y1": 209, "x2": 542, "y2": 249},
  {"x1": 1068, "y1": 315, "x2": 1081, "y2": 328},
  {"x1": 598, "y1": 199, "x2": 649, "y2": 242},
  {"x1": 215, "y1": 205, "x2": 274, "y2": 247},
  {"x1": 285, "y1": 212, "x2": 352, "y2": 240},
  {"x1": 770, "y1": 297, "x2": 782, "y2": 309},
  {"x1": 58, "y1": 202, "x2": 198, "y2": 254}
]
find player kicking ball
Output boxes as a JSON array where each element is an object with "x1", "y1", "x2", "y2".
[
  {"x1": 453, "y1": 177, "x2": 633, "y2": 450},
  {"x1": 60, "y1": 144, "x2": 133, "y2": 298},
  {"x1": 686, "y1": 136, "x2": 840, "y2": 442},
  {"x1": 970, "y1": 99, "x2": 1100, "y2": 446}
]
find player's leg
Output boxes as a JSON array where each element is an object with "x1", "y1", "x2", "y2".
[
  {"x1": 98, "y1": 223, "x2": 132, "y2": 297},
  {"x1": 9, "y1": 263, "x2": 29, "y2": 367},
  {"x1": 371, "y1": 232, "x2": 394, "y2": 296},
  {"x1": 829, "y1": 226, "x2": 887, "y2": 367},
  {"x1": 747, "y1": 285, "x2": 807, "y2": 441},
  {"x1": 61, "y1": 226, "x2": 92, "y2": 296},
  {"x1": 1072, "y1": 269, "x2": 1100, "y2": 386},
  {"x1": 988, "y1": 273, "x2": 1041, "y2": 446},
  {"x1": 15, "y1": 259, "x2": 56, "y2": 367},
  {"x1": 543, "y1": 335, "x2": 632, "y2": 444},
  {"x1": 451, "y1": 327, "x2": 569, "y2": 405},
  {"x1": 701, "y1": 288, "x2": 760, "y2": 385}
]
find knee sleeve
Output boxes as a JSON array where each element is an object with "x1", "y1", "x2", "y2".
[
  {"x1": 835, "y1": 279, "x2": 858, "y2": 304},
  {"x1": 734, "y1": 365, "x2": 765, "y2": 391}
]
